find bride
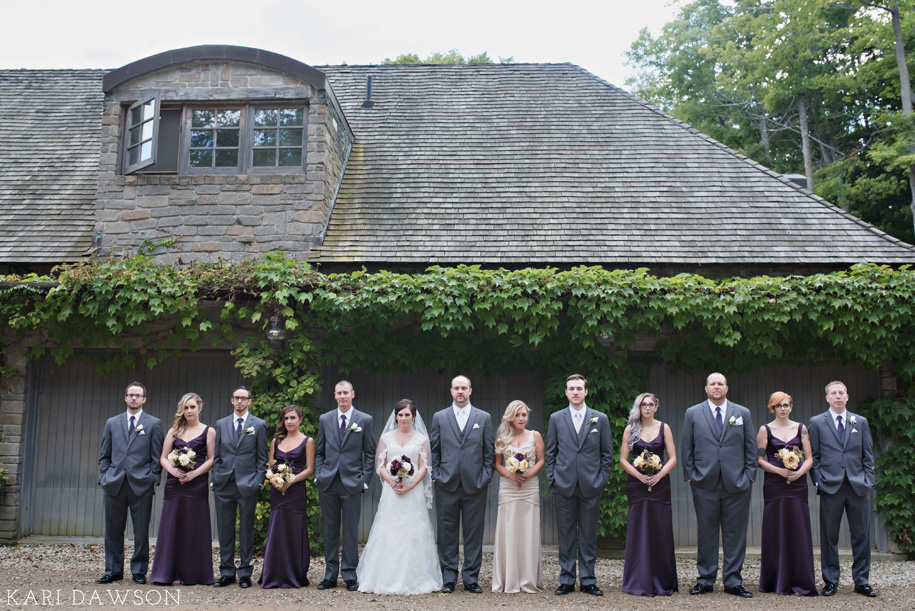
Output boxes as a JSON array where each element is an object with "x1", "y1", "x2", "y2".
[{"x1": 357, "y1": 399, "x2": 442, "y2": 594}]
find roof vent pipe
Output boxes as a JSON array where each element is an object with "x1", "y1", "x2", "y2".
[{"x1": 361, "y1": 75, "x2": 375, "y2": 109}]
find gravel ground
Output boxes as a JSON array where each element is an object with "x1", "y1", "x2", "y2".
[{"x1": 1, "y1": 543, "x2": 912, "y2": 610}]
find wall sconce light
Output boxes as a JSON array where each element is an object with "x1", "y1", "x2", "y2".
[
  {"x1": 266, "y1": 316, "x2": 287, "y2": 344},
  {"x1": 597, "y1": 332, "x2": 615, "y2": 347}
]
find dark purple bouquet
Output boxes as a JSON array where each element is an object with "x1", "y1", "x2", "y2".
[{"x1": 387, "y1": 455, "x2": 415, "y2": 482}]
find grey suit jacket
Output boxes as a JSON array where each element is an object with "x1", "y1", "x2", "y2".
[
  {"x1": 430, "y1": 405, "x2": 495, "y2": 494},
  {"x1": 211, "y1": 413, "x2": 269, "y2": 497},
  {"x1": 808, "y1": 410, "x2": 874, "y2": 496},
  {"x1": 98, "y1": 411, "x2": 164, "y2": 497},
  {"x1": 544, "y1": 406, "x2": 613, "y2": 498},
  {"x1": 314, "y1": 408, "x2": 376, "y2": 495},
  {"x1": 680, "y1": 401, "x2": 756, "y2": 493}
]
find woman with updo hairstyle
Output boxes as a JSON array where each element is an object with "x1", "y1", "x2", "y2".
[
  {"x1": 260, "y1": 404, "x2": 315, "y2": 588},
  {"x1": 618, "y1": 392, "x2": 677, "y2": 596},
  {"x1": 491, "y1": 400, "x2": 545, "y2": 593},
  {"x1": 757, "y1": 392, "x2": 817, "y2": 595},
  {"x1": 151, "y1": 393, "x2": 216, "y2": 585}
]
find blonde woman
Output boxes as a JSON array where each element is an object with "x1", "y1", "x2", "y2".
[
  {"x1": 150, "y1": 393, "x2": 216, "y2": 586},
  {"x1": 492, "y1": 400, "x2": 545, "y2": 593}
]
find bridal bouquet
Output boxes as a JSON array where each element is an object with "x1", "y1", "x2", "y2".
[
  {"x1": 265, "y1": 459, "x2": 295, "y2": 494},
  {"x1": 777, "y1": 445, "x2": 804, "y2": 475},
  {"x1": 633, "y1": 449, "x2": 662, "y2": 491},
  {"x1": 505, "y1": 452, "x2": 531, "y2": 474},
  {"x1": 387, "y1": 455, "x2": 415, "y2": 483},
  {"x1": 167, "y1": 446, "x2": 196, "y2": 470}
]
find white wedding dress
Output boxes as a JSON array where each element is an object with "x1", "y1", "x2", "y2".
[{"x1": 357, "y1": 430, "x2": 443, "y2": 594}]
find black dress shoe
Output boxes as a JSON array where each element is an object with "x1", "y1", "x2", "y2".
[
  {"x1": 239, "y1": 576, "x2": 252, "y2": 588},
  {"x1": 317, "y1": 579, "x2": 337, "y2": 590},
  {"x1": 580, "y1": 584, "x2": 604, "y2": 596},
  {"x1": 132, "y1": 574, "x2": 146, "y2": 585},
  {"x1": 96, "y1": 573, "x2": 123, "y2": 585},
  {"x1": 441, "y1": 582, "x2": 455, "y2": 593},
  {"x1": 855, "y1": 584, "x2": 877, "y2": 597},
  {"x1": 822, "y1": 582, "x2": 838, "y2": 596},
  {"x1": 213, "y1": 576, "x2": 236, "y2": 588},
  {"x1": 464, "y1": 582, "x2": 482, "y2": 593},
  {"x1": 724, "y1": 585, "x2": 753, "y2": 598},
  {"x1": 345, "y1": 579, "x2": 359, "y2": 591},
  {"x1": 554, "y1": 583, "x2": 574, "y2": 595},
  {"x1": 689, "y1": 583, "x2": 714, "y2": 595}
]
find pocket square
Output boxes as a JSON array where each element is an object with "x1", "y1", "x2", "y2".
[
  {"x1": 473, "y1": 423, "x2": 480, "y2": 429},
  {"x1": 852, "y1": 429, "x2": 859, "y2": 434},
  {"x1": 138, "y1": 430, "x2": 146, "y2": 435},
  {"x1": 590, "y1": 428, "x2": 598, "y2": 433},
  {"x1": 734, "y1": 417, "x2": 744, "y2": 426}
]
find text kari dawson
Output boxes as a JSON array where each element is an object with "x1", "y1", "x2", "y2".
[{"x1": 1, "y1": 589, "x2": 180, "y2": 606}]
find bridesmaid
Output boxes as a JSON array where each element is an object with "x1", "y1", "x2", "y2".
[
  {"x1": 260, "y1": 405, "x2": 315, "y2": 588},
  {"x1": 491, "y1": 400, "x2": 545, "y2": 593},
  {"x1": 150, "y1": 393, "x2": 216, "y2": 586},
  {"x1": 619, "y1": 393, "x2": 678, "y2": 596},
  {"x1": 757, "y1": 392, "x2": 818, "y2": 596}
]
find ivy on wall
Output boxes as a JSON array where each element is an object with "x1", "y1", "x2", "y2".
[{"x1": 2, "y1": 254, "x2": 915, "y2": 550}]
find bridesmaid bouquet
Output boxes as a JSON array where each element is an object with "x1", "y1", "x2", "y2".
[
  {"x1": 633, "y1": 450, "x2": 662, "y2": 491},
  {"x1": 167, "y1": 446, "x2": 197, "y2": 470},
  {"x1": 777, "y1": 445, "x2": 803, "y2": 475},
  {"x1": 505, "y1": 452, "x2": 531, "y2": 474},
  {"x1": 265, "y1": 459, "x2": 295, "y2": 494},
  {"x1": 387, "y1": 455, "x2": 415, "y2": 483}
]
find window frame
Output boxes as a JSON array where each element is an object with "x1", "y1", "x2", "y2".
[{"x1": 122, "y1": 94, "x2": 160, "y2": 174}]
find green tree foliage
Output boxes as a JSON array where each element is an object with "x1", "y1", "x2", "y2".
[
  {"x1": 626, "y1": 0, "x2": 915, "y2": 243},
  {"x1": 383, "y1": 49, "x2": 513, "y2": 65}
]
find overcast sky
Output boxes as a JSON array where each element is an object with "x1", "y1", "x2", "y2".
[{"x1": 2, "y1": 0, "x2": 683, "y2": 89}]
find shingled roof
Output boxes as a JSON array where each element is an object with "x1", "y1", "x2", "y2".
[
  {"x1": 0, "y1": 69, "x2": 104, "y2": 263},
  {"x1": 310, "y1": 63, "x2": 915, "y2": 271}
]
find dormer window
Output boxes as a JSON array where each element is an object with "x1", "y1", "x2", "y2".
[{"x1": 123, "y1": 103, "x2": 307, "y2": 174}]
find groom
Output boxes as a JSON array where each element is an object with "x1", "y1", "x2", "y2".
[
  {"x1": 545, "y1": 374, "x2": 613, "y2": 596},
  {"x1": 430, "y1": 375, "x2": 494, "y2": 594},
  {"x1": 809, "y1": 380, "x2": 876, "y2": 597},
  {"x1": 211, "y1": 386, "x2": 268, "y2": 588},
  {"x1": 314, "y1": 380, "x2": 376, "y2": 591},
  {"x1": 680, "y1": 372, "x2": 756, "y2": 598}
]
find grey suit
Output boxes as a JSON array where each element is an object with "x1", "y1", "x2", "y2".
[
  {"x1": 430, "y1": 404, "x2": 494, "y2": 586},
  {"x1": 211, "y1": 412, "x2": 268, "y2": 579},
  {"x1": 680, "y1": 400, "x2": 756, "y2": 588},
  {"x1": 544, "y1": 406, "x2": 613, "y2": 586},
  {"x1": 809, "y1": 410, "x2": 874, "y2": 586},
  {"x1": 98, "y1": 411, "x2": 164, "y2": 577},
  {"x1": 314, "y1": 407, "x2": 376, "y2": 582}
]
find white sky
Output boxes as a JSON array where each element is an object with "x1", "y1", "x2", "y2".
[{"x1": 2, "y1": 0, "x2": 683, "y2": 89}]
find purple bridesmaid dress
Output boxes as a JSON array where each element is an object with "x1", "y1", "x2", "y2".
[
  {"x1": 621, "y1": 422, "x2": 678, "y2": 596},
  {"x1": 260, "y1": 437, "x2": 311, "y2": 588},
  {"x1": 758, "y1": 424, "x2": 818, "y2": 596},
  {"x1": 150, "y1": 427, "x2": 214, "y2": 585}
]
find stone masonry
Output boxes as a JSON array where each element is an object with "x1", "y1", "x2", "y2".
[
  {"x1": 0, "y1": 346, "x2": 26, "y2": 541},
  {"x1": 96, "y1": 61, "x2": 352, "y2": 263}
]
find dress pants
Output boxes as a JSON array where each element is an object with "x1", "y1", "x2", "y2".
[
  {"x1": 103, "y1": 480, "x2": 154, "y2": 576},
  {"x1": 819, "y1": 478, "x2": 871, "y2": 586},
  {"x1": 690, "y1": 480, "x2": 752, "y2": 588},
  {"x1": 435, "y1": 481, "x2": 487, "y2": 585},
  {"x1": 319, "y1": 474, "x2": 362, "y2": 582},
  {"x1": 553, "y1": 485, "x2": 600, "y2": 587},
  {"x1": 213, "y1": 477, "x2": 258, "y2": 579}
]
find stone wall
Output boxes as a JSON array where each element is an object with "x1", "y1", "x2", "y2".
[
  {"x1": 96, "y1": 61, "x2": 351, "y2": 263},
  {"x1": 0, "y1": 346, "x2": 26, "y2": 541}
]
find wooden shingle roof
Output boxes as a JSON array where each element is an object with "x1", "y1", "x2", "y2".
[
  {"x1": 0, "y1": 69, "x2": 104, "y2": 263},
  {"x1": 311, "y1": 63, "x2": 915, "y2": 270}
]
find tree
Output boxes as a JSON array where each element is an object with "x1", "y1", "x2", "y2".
[{"x1": 383, "y1": 49, "x2": 513, "y2": 65}]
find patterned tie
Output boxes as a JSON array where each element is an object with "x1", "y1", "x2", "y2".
[
  {"x1": 236, "y1": 417, "x2": 243, "y2": 438},
  {"x1": 715, "y1": 407, "x2": 724, "y2": 433},
  {"x1": 837, "y1": 415, "x2": 845, "y2": 440},
  {"x1": 128, "y1": 415, "x2": 136, "y2": 437},
  {"x1": 340, "y1": 414, "x2": 347, "y2": 437}
]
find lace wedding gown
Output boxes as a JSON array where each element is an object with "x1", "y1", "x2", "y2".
[{"x1": 357, "y1": 430, "x2": 442, "y2": 594}]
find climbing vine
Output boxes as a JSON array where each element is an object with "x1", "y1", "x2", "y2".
[{"x1": 2, "y1": 255, "x2": 915, "y2": 548}]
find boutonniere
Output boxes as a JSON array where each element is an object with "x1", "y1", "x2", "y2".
[
  {"x1": 132, "y1": 424, "x2": 144, "y2": 438},
  {"x1": 245, "y1": 426, "x2": 255, "y2": 435},
  {"x1": 590, "y1": 416, "x2": 598, "y2": 424},
  {"x1": 349, "y1": 422, "x2": 362, "y2": 433},
  {"x1": 849, "y1": 415, "x2": 857, "y2": 432}
]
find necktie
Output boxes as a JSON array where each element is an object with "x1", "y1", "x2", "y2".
[
  {"x1": 236, "y1": 417, "x2": 243, "y2": 438},
  {"x1": 340, "y1": 414, "x2": 347, "y2": 436},
  {"x1": 837, "y1": 415, "x2": 845, "y2": 440},
  {"x1": 574, "y1": 411, "x2": 582, "y2": 433},
  {"x1": 715, "y1": 407, "x2": 723, "y2": 433},
  {"x1": 128, "y1": 415, "x2": 136, "y2": 437},
  {"x1": 457, "y1": 409, "x2": 466, "y2": 431}
]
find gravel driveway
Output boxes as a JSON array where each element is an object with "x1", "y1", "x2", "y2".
[{"x1": 1, "y1": 543, "x2": 912, "y2": 609}]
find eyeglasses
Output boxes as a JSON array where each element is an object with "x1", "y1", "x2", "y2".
[
  {"x1": 232, "y1": 396, "x2": 251, "y2": 402},
  {"x1": 640, "y1": 402, "x2": 657, "y2": 408},
  {"x1": 774, "y1": 403, "x2": 792, "y2": 409},
  {"x1": 125, "y1": 394, "x2": 145, "y2": 399}
]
